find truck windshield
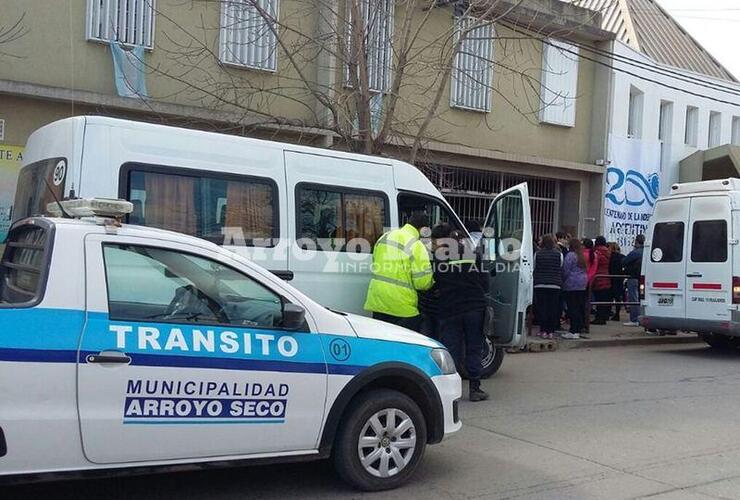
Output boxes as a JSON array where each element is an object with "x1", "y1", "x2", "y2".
[{"x1": 12, "y1": 158, "x2": 67, "y2": 222}]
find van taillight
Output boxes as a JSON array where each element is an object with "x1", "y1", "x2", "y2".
[
  {"x1": 639, "y1": 275, "x2": 645, "y2": 300},
  {"x1": 733, "y1": 277, "x2": 740, "y2": 304}
]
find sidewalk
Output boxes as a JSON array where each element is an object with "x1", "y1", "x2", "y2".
[{"x1": 553, "y1": 321, "x2": 701, "y2": 349}]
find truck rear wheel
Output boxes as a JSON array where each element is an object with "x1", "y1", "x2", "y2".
[
  {"x1": 333, "y1": 389, "x2": 427, "y2": 491},
  {"x1": 701, "y1": 333, "x2": 740, "y2": 349}
]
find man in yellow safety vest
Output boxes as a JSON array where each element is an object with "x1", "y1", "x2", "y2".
[{"x1": 364, "y1": 213, "x2": 433, "y2": 332}]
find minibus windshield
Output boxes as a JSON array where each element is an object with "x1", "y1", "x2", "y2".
[{"x1": 12, "y1": 158, "x2": 66, "y2": 222}]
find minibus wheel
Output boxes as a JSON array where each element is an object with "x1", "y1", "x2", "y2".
[
  {"x1": 700, "y1": 333, "x2": 740, "y2": 349},
  {"x1": 459, "y1": 338, "x2": 505, "y2": 379}
]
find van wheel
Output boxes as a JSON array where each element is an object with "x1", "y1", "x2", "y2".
[
  {"x1": 460, "y1": 338, "x2": 505, "y2": 379},
  {"x1": 333, "y1": 389, "x2": 427, "y2": 491},
  {"x1": 701, "y1": 334, "x2": 740, "y2": 349}
]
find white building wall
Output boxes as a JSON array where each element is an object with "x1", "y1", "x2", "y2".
[{"x1": 608, "y1": 41, "x2": 740, "y2": 196}]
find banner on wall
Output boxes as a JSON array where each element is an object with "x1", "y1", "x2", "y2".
[
  {"x1": 603, "y1": 134, "x2": 661, "y2": 252},
  {"x1": 0, "y1": 145, "x2": 24, "y2": 242}
]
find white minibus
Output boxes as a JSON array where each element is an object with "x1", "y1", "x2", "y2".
[
  {"x1": 642, "y1": 178, "x2": 740, "y2": 348},
  {"x1": 13, "y1": 116, "x2": 533, "y2": 350}
]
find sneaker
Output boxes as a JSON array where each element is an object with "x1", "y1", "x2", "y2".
[
  {"x1": 560, "y1": 332, "x2": 580, "y2": 339},
  {"x1": 623, "y1": 321, "x2": 639, "y2": 327}
]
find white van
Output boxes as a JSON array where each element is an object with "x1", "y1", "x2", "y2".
[
  {"x1": 12, "y1": 116, "x2": 534, "y2": 350},
  {"x1": 642, "y1": 178, "x2": 740, "y2": 348}
]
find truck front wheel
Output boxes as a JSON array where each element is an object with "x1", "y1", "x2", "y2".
[{"x1": 332, "y1": 389, "x2": 427, "y2": 491}]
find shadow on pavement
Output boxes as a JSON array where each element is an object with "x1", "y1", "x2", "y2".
[{"x1": 652, "y1": 345, "x2": 740, "y2": 360}]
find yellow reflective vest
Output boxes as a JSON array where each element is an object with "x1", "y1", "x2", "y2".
[{"x1": 364, "y1": 224, "x2": 434, "y2": 318}]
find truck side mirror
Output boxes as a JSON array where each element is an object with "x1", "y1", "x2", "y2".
[{"x1": 282, "y1": 303, "x2": 306, "y2": 330}]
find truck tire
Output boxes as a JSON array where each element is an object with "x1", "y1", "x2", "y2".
[
  {"x1": 333, "y1": 389, "x2": 427, "y2": 491},
  {"x1": 701, "y1": 333, "x2": 740, "y2": 349},
  {"x1": 460, "y1": 337, "x2": 505, "y2": 379}
]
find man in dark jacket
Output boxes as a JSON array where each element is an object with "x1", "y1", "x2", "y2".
[
  {"x1": 621, "y1": 234, "x2": 645, "y2": 326},
  {"x1": 435, "y1": 230, "x2": 489, "y2": 402}
]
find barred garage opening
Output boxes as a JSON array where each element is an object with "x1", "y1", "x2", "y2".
[{"x1": 420, "y1": 164, "x2": 560, "y2": 238}]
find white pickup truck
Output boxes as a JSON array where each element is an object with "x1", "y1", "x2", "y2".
[{"x1": 0, "y1": 200, "x2": 461, "y2": 491}]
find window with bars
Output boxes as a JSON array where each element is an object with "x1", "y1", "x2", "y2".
[
  {"x1": 345, "y1": 0, "x2": 394, "y2": 93},
  {"x1": 86, "y1": 0, "x2": 155, "y2": 48},
  {"x1": 450, "y1": 17, "x2": 494, "y2": 113},
  {"x1": 539, "y1": 39, "x2": 579, "y2": 127},
  {"x1": 220, "y1": 0, "x2": 279, "y2": 72}
]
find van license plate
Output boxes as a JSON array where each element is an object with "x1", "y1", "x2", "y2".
[{"x1": 657, "y1": 295, "x2": 674, "y2": 306}]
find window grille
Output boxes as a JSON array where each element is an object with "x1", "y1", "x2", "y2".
[
  {"x1": 86, "y1": 0, "x2": 155, "y2": 48},
  {"x1": 220, "y1": 0, "x2": 279, "y2": 72}
]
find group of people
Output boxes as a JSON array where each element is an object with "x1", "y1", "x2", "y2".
[
  {"x1": 364, "y1": 215, "x2": 490, "y2": 402},
  {"x1": 533, "y1": 232, "x2": 645, "y2": 339}
]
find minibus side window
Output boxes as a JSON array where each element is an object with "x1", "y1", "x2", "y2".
[
  {"x1": 691, "y1": 220, "x2": 727, "y2": 263},
  {"x1": 123, "y1": 165, "x2": 278, "y2": 247},
  {"x1": 397, "y1": 193, "x2": 461, "y2": 230},
  {"x1": 296, "y1": 184, "x2": 388, "y2": 252},
  {"x1": 12, "y1": 158, "x2": 67, "y2": 221},
  {"x1": 651, "y1": 222, "x2": 684, "y2": 263}
]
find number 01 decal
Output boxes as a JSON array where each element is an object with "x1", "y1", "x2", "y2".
[{"x1": 328, "y1": 338, "x2": 351, "y2": 362}]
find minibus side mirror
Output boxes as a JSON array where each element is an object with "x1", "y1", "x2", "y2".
[{"x1": 282, "y1": 303, "x2": 306, "y2": 330}]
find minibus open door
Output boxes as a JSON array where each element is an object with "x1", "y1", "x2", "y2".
[{"x1": 482, "y1": 183, "x2": 533, "y2": 348}]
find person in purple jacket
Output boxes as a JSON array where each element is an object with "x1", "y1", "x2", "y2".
[{"x1": 561, "y1": 238, "x2": 589, "y2": 339}]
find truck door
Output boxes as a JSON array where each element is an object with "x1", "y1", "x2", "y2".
[
  {"x1": 77, "y1": 234, "x2": 327, "y2": 464},
  {"x1": 645, "y1": 198, "x2": 690, "y2": 320},
  {"x1": 685, "y1": 196, "x2": 732, "y2": 322},
  {"x1": 482, "y1": 183, "x2": 533, "y2": 347},
  {"x1": 284, "y1": 151, "x2": 394, "y2": 314}
]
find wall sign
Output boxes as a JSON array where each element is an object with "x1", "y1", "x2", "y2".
[
  {"x1": 603, "y1": 134, "x2": 661, "y2": 252},
  {"x1": 0, "y1": 145, "x2": 24, "y2": 242}
]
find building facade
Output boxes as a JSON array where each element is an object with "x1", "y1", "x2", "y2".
[
  {"x1": 0, "y1": 0, "x2": 616, "y2": 240},
  {"x1": 581, "y1": 0, "x2": 740, "y2": 248}
]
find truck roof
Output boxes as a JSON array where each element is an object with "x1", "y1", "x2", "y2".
[{"x1": 669, "y1": 178, "x2": 740, "y2": 196}]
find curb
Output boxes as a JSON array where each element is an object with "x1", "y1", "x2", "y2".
[{"x1": 559, "y1": 335, "x2": 702, "y2": 349}]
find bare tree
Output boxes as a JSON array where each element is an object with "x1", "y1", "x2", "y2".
[
  {"x1": 129, "y1": 0, "x2": 612, "y2": 162},
  {"x1": 0, "y1": 12, "x2": 29, "y2": 58}
]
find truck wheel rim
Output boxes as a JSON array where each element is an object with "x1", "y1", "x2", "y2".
[{"x1": 357, "y1": 408, "x2": 416, "y2": 478}]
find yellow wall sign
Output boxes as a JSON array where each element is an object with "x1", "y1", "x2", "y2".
[{"x1": 0, "y1": 145, "x2": 24, "y2": 242}]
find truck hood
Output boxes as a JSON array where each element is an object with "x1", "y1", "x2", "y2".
[{"x1": 343, "y1": 313, "x2": 442, "y2": 349}]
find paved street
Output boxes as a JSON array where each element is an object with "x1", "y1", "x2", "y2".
[{"x1": 7, "y1": 341, "x2": 740, "y2": 500}]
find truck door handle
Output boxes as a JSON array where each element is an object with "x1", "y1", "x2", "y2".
[
  {"x1": 86, "y1": 353, "x2": 132, "y2": 364},
  {"x1": 686, "y1": 272, "x2": 703, "y2": 278}
]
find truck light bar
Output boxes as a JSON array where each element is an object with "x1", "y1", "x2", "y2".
[{"x1": 46, "y1": 198, "x2": 133, "y2": 219}]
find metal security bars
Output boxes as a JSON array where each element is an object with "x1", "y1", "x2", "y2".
[
  {"x1": 450, "y1": 17, "x2": 494, "y2": 113},
  {"x1": 86, "y1": 0, "x2": 156, "y2": 48},
  {"x1": 220, "y1": 0, "x2": 279, "y2": 72},
  {"x1": 345, "y1": 0, "x2": 394, "y2": 93},
  {"x1": 539, "y1": 39, "x2": 579, "y2": 127},
  {"x1": 420, "y1": 164, "x2": 559, "y2": 237}
]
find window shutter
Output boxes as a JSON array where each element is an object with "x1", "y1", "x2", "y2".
[
  {"x1": 219, "y1": 0, "x2": 279, "y2": 72},
  {"x1": 345, "y1": 0, "x2": 394, "y2": 93},
  {"x1": 450, "y1": 17, "x2": 494, "y2": 112},
  {"x1": 86, "y1": 0, "x2": 155, "y2": 49},
  {"x1": 539, "y1": 39, "x2": 579, "y2": 127}
]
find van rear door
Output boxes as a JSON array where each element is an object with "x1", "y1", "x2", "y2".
[
  {"x1": 685, "y1": 196, "x2": 732, "y2": 322},
  {"x1": 645, "y1": 198, "x2": 689, "y2": 320}
]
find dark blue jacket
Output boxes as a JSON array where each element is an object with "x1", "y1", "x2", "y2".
[{"x1": 622, "y1": 246, "x2": 644, "y2": 278}]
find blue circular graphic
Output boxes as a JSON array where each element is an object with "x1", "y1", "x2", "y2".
[{"x1": 329, "y1": 338, "x2": 351, "y2": 361}]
